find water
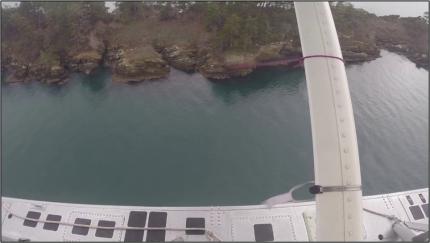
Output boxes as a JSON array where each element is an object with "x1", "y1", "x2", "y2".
[{"x1": 2, "y1": 50, "x2": 428, "y2": 206}]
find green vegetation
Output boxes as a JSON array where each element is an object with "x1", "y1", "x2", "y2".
[
  {"x1": 2, "y1": 1, "x2": 302, "y2": 59},
  {"x1": 198, "y1": 2, "x2": 297, "y2": 51},
  {"x1": 2, "y1": 2, "x2": 108, "y2": 64},
  {"x1": 1, "y1": 1, "x2": 428, "y2": 83},
  {"x1": 115, "y1": 1, "x2": 145, "y2": 22}
]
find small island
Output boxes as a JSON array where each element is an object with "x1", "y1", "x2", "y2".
[{"x1": 1, "y1": 2, "x2": 428, "y2": 84}]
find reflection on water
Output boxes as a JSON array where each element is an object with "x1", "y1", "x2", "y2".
[
  {"x1": 2, "y1": 50, "x2": 428, "y2": 205},
  {"x1": 79, "y1": 68, "x2": 110, "y2": 92},
  {"x1": 209, "y1": 67, "x2": 304, "y2": 105},
  {"x1": 347, "y1": 50, "x2": 428, "y2": 195}
]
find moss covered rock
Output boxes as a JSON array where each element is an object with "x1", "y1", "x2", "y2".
[
  {"x1": 112, "y1": 46, "x2": 170, "y2": 82},
  {"x1": 69, "y1": 50, "x2": 103, "y2": 75},
  {"x1": 159, "y1": 44, "x2": 198, "y2": 72}
]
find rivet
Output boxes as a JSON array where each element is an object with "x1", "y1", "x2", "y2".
[
  {"x1": 347, "y1": 214, "x2": 352, "y2": 220},
  {"x1": 344, "y1": 148, "x2": 349, "y2": 153},
  {"x1": 345, "y1": 163, "x2": 350, "y2": 169},
  {"x1": 347, "y1": 197, "x2": 352, "y2": 202},
  {"x1": 341, "y1": 133, "x2": 347, "y2": 138},
  {"x1": 335, "y1": 90, "x2": 340, "y2": 95},
  {"x1": 340, "y1": 118, "x2": 345, "y2": 122},
  {"x1": 348, "y1": 231, "x2": 353, "y2": 236},
  {"x1": 337, "y1": 104, "x2": 342, "y2": 109}
]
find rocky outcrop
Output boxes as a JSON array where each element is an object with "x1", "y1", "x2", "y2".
[
  {"x1": 3, "y1": 62, "x2": 30, "y2": 83},
  {"x1": 28, "y1": 64, "x2": 68, "y2": 84},
  {"x1": 68, "y1": 50, "x2": 103, "y2": 75},
  {"x1": 279, "y1": 40, "x2": 302, "y2": 57},
  {"x1": 376, "y1": 41, "x2": 428, "y2": 68},
  {"x1": 105, "y1": 46, "x2": 123, "y2": 66},
  {"x1": 41, "y1": 65, "x2": 68, "y2": 84},
  {"x1": 198, "y1": 52, "x2": 255, "y2": 79},
  {"x1": 256, "y1": 42, "x2": 286, "y2": 62},
  {"x1": 373, "y1": 16, "x2": 428, "y2": 68},
  {"x1": 157, "y1": 44, "x2": 198, "y2": 72},
  {"x1": 340, "y1": 39, "x2": 380, "y2": 63},
  {"x1": 3, "y1": 1, "x2": 429, "y2": 85},
  {"x1": 3, "y1": 61, "x2": 68, "y2": 84},
  {"x1": 197, "y1": 55, "x2": 230, "y2": 79},
  {"x1": 110, "y1": 46, "x2": 170, "y2": 82}
]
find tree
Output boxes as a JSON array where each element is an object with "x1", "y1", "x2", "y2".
[
  {"x1": 81, "y1": 2, "x2": 109, "y2": 24},
  {"x1": 424, "y1": 11, "x2": 429, "y2": 24},
  {"x1": 159, "y1": 3, "x2": 177, "y2": 21},
  {"x1": 204, "y1": 3, "x2": 227, "y2": 31},
  {"x1": 217, "y1": 14, "x2": 242, "y2": 49},
  {"x1": 17, "y1": 2, "x2": 39, "y2": 21},
  {"x1": 116, "y1": 1, "x2": 144, "y2": 22}
]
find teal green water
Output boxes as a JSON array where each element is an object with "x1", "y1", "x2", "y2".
[{"x1": 2, "y1": 50, "x2": 428, "y2": 206}]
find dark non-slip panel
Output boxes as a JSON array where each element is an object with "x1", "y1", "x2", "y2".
[
  {"x1": 23, "y1": 211, "x2": 41, "y2": 227},
  {"x1": 124, "y1": 211, "x2": 147, "y2": 242},
  {"x1": 43, "y1": 214, "x2": 62, "y2": 231},
  {"x1": 148, "y1": 212, "x2": 167, "y2": 227},
  {"x1": 124, "y1": 230, "x2": 145, "y2": 242},
  {"x1": 146, "y1": 212, "x2": 167, "y2": 242},
  {"x1": 419, "y1": 194, "x2": 427, "y2": 203},
  {"x1": 146, "y1": 229, "x2": 165, "y2": 242},
  {"x1": 186, "y1": 218, "x2": 205, "y2": 235},
  {"x1": 421, "y1": 204, "x2": 428, "y2": 217},
  {"x1": 72, "y1": 218, "x2": 91, "y2": 236},
  {"x1": 95, "y1": 220, "x2": 115, "y2": 238},
  {"x1": 127, "y1": 211, "x2": 148, "y2": 227},
  {"x1": 409, "y1": 205, "x2": 425, "y2": 220},
  {"x1": 254, "y1": 224, "x2": 274, "y2": 242},
  {"x1": 406, "y1": 195, "x2": 414, "y2": 205}
]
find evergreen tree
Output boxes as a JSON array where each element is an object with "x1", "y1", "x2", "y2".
[{"x1": 116, "y1": 1, "x2": 144, "y2": 22}]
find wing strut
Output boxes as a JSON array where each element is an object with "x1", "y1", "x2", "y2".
[{"x1": 294, "y1": 2, "x2": 364, "y2": 241}]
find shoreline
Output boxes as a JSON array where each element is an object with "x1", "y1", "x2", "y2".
[
  {"x1": 2, "y1": 49, "x2": 426, "y2": 88},
  {"x1": 2, "y1": 3, "x2": 428, "y2": 85}
]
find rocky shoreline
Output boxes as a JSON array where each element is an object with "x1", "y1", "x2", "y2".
[
  {"x1": 2, "y1": 4, "x2": 427, "y2": 85},
  {"x1": 2, "y1": 39, "x2": 424, "y2": 85}
]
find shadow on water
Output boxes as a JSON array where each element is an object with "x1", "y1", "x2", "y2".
[
  {"x1": 79, "y1": 67, "x2": 110, "y2": 92},
  {"x1": 2, "y1": 68, "x2": 112, "y2": 100},
  {"x1": 209, "y1": 67, "x2": 305, "y2": 105}
]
